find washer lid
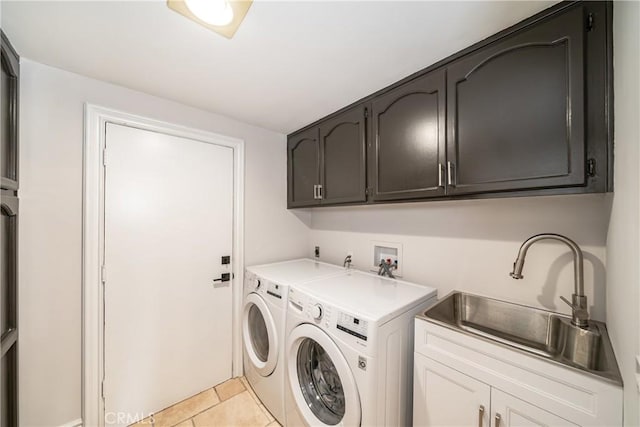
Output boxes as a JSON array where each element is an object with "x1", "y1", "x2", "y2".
[
  {"x1": 243, "y1": 293, "x2": 278, "y2": 376},
  {"x1": 294, "y1": 270, "x2": 437, "y2": 324},
  {"x1": 247, "y1": 259, "x2": 346, "y2": 286},
  {"x1": 287, "y1": 324, "x2": 361, "y2": 426}
]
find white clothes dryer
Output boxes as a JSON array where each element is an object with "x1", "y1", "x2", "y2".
[
  {"x1": 243, "y1": 259, "x2": 347, "y2": 424},
  {"x1": 284, "y1": 270, "x2": 437, "y2": 426}
]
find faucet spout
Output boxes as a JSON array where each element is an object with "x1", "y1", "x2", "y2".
[{"x1": 509, "y1": 233, "x2": 588, "y2": 328}]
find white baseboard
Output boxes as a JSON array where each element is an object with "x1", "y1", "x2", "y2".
[{"x1": 59, "y1": 418, "x2": 82, "y2": 427}]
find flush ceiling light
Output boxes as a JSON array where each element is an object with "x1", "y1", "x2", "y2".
[{"x1": 167, "y1": 0, "x2": 253, "y2": 39}]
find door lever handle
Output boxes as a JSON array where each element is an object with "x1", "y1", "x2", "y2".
[{"x1": 213, "y1": 273, "x2": 231, "y2": 283}]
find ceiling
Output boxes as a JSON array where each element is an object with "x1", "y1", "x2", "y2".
[{"x1": 2, "y1": 0, "x2": 557, "y2": 134}]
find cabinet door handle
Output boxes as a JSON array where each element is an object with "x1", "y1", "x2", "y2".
[
  {"x1": 438, "y1": 163, "x2": 445, "y2": 188},
  {"x1": 318, "y1": 184, "x2": 323, "y2": 199},
  {"x1": 447, "y1": 161, "x2": 456, "y2": 187},
  {"x1": 313, "y1": 185, "x2": 317, "y2": 199},
  {"x1": 494, "y1": 413, "x2": 501, "y2": 427},
  {"x1": 478, "y1": 405, "x2": 485, "y2": 427}
]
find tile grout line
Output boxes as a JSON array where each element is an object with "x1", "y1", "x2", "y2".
[
  {"x1": 166, "y1": 386, "x2": 219, "y2": 427},
  {"x1": 187, "y1": 380, "x2": 249, "y2": 426}
]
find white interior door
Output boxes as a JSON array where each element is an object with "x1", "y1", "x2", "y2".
[{"x1": 103, "y1": 123, "x2": 234, "y2": 425}]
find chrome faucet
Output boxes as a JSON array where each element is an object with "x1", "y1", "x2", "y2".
[
  {"x1": 343, "y1": 255, "x2": 352, "y2": 269},
  {"x1": 510, "y1": 233, "x2": 589, "y2": 328}
]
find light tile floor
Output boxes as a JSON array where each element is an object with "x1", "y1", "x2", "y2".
[{"x1": 132, "y1": 377, "x2": 281, "y2": 427}]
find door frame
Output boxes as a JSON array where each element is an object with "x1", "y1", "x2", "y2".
[{"x1": 81, "y1": 104, "x2": 245, "y2": 427}]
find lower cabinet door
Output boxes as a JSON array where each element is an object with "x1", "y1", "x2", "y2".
[
  {"x1": 491, "y1": 389, "x2": 578, "y2": 427},
  {"x1": 414, "y1": 353, "x2": 490, "y2": 427}
]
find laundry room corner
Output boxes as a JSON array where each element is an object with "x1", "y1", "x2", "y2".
[{"x1": 16, "y1": 59, "x2": 310, "y2": 427}]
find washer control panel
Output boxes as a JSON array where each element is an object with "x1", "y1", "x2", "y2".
[
  {"x1": 289, "y1": 288, "x2": 369, "y2": 348},
  {"x1": 337, "y1": 312, "x2": 368, "y2": 341},
  {"x1": 310, "y1": 304, "x2": 323, "y2": 320}
]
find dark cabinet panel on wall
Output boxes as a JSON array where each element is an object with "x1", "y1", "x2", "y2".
[
  {"x1": 446, "y1": 6, "x2": 586, "y2": 195},
  {"x1": 319, "y1": 105, "x2": 367, "y2": 205},
  {"x1": 371, "y1": 70, "x2": 446, "y2": 201},
  {"x1": 288, "y1": 105, "x2": 367, "y2": 208},
  {"x1": 287, "y1": 127, "x2": 320, "y2": 207},
  {"x1": 1, "y1": 32, "x2": 19, "y2": 191},
  {"x1": 0, "y1": 195, "x2": 18, "y2": 427}
]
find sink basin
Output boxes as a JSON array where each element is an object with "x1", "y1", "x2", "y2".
[{"x1": 420, "y1": 291, "x2": 622, "y2": 385}]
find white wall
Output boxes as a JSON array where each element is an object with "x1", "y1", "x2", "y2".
[
  {"x1": 18, "y1": 59, "x2": 310, "y2": 426},
  {"x1": 310, "y1": 194, "x2": 610, "y2": 322},
  {"x1": 607, "y1": 1, "x2": 640, "y2": 425}
]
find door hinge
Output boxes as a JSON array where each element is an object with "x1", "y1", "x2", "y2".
[
  {"x1": 586, "y1": 13, "x2": 594, "y2": 32},
  {"x1": 102, "y1": 148, "x2": 107, "y2": 166},
  {"x1": 587, "y1": 158, "x2": 596, "y2": 177},
  {"x1": 101, "y1": 265, "x2": 107, "y2": 283},
  {"x1": 364, "y1": 108, "x2": 369, "y2": 119}
]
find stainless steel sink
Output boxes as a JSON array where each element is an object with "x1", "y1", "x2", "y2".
[{"x1": 419, "y1": 291, "x2": 622, "y2": 385}]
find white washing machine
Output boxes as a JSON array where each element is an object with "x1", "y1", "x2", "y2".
[
  {"x1": 243, "y1": 259, "x2": 348, "y2": 424},
  {"x1": 284, "y1": 270, "x2": 437, "y2": 427}
]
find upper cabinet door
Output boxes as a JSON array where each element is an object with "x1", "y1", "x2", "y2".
[
  {"x1": 371, "y1": 69, "x2": 446, "y2": 201},
  {"x1": 1, "y1": 31, "x2": 20, "y2": 191},
  {"x1": 319, "y1": 105, "x2": 367, "y2": 205},
  {"x1": 446, "y1": 6, "x2": 585, "y2": 195},
  {"x1": 287, "y1": 127, "x2": 320, "y2": 207}
]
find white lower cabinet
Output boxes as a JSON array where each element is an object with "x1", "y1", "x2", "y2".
[
  {"x1": 413, "y1": 318, "x2": 623, "y2": 426},
  {"x1": 414, "y1": 353, "x2": 490, "y2": 427},
  {"x1": 414, "y1": 353, "x2": 577, "y2": 427},
  {"x1": 491, "y1": 389, "x2": 578, "y2": 427}
]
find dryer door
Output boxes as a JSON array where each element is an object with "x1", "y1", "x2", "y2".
[
  {"x1": 287, "y1": 324, "x2": 361, "y2": 426},
  {"x1": 243, "y1": 293, "x2": 278, "y2": 376}
]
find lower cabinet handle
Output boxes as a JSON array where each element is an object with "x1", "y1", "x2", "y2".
[
  {"x1": 313, "y1": 184, "x2": 318, "y2": 200},
  {"x1": 438, "y1": 163, "x2": 445, "y2": 188},
  {"x1": 495, "y1": 413, "x2": 501, "y2": 427},
  {"x1": 478, "y1": 405, "x2": 485, "y2": 427}
]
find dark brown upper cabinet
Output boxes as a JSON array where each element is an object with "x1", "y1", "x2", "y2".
[
  {"x1": 287, "y1": 105, "x2": 367, "y2": 208},
  {"x1": 287, "y1": 1, "x2": 612, "y2": 209},
  {"x1": 1, "y1": 31, "x2": 20, "y2": 191},
  {"x1": 287, "y1": 127, "x2": 320, "y2": 207},
  {"x1": 319, "y1": 105, "x2": 367, "y2": 205},
  {"x1": 371, "y1": 70, "x2": 446, "y2": 201},
  {"x1": 446, "y1": 6, "x2": 585, "y2": 195}
]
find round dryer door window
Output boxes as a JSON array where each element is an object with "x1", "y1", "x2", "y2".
[
  {"x1": 243, "y1": 293, "x2": 278, "y2": 376},
  {"x1": 287, "y1": 324, "x2": 361, "y2": 426}
]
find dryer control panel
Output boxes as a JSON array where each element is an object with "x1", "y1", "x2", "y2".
[{"x1": 266, "y1": 282, "x2": 283, "y2": 300}]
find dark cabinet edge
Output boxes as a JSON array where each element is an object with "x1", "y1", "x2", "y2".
[
  {"x1": 1, "y1": 30, "x2": 20, "y2": 193},
  {"x1": 1, "y1": 31, "x2": 20, "y2": 67},
  {"x1": 290, "y1": 185, "x2": 610, "y2": 210},
  {"x1": 604, "y1": 1, "x2": 614, "y2": 192},
  {"x1": 288, "y1": 1, "x2": 586, "y2": 138}
]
